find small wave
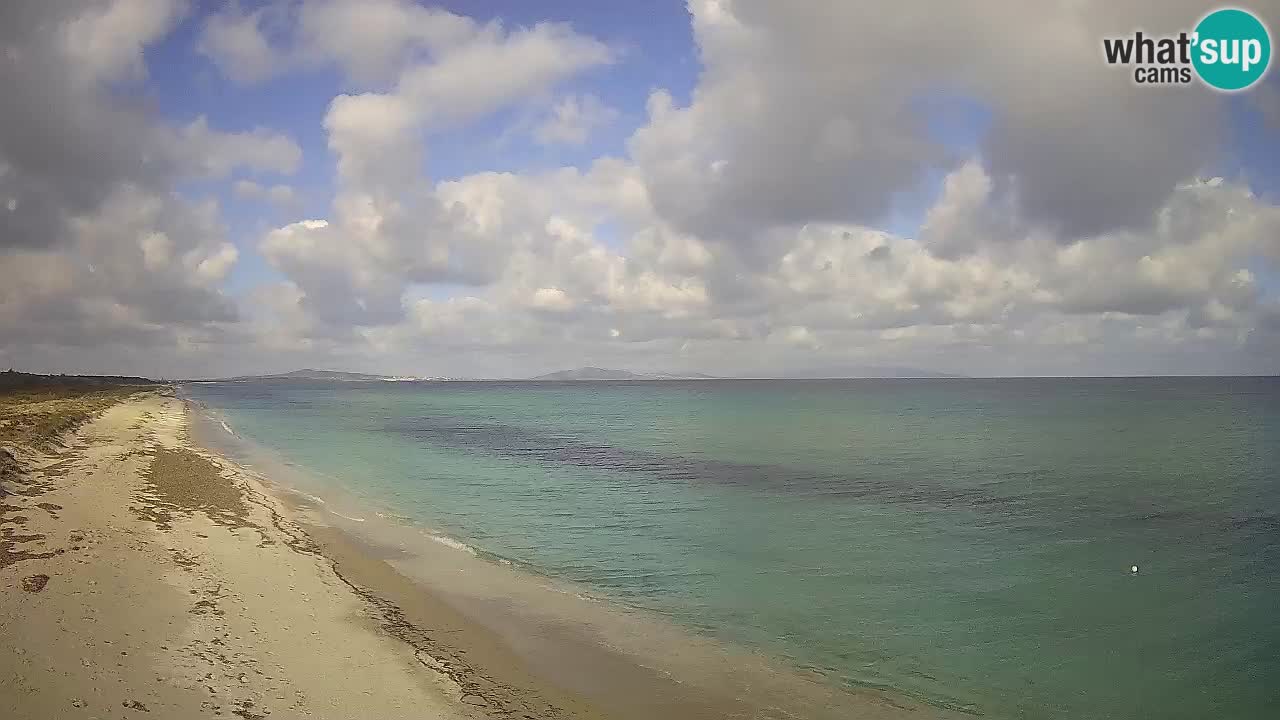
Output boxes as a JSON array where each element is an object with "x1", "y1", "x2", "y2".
[
  {"x1": 282, "y1": 487, "x2": 327, "y2": 506},
  {"x1": 328, "y1": 510, "x2": 367, "y2": 522},
  {"x1": 219, "y1": 420, "x2": 235, "y2": 436},
  {"x1": 428, "y1": 533, "x2": 477, "y2": 555}
]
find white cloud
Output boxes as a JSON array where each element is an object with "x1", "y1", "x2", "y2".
[
  {"x1": 535, "y1": 94, "x2": 619, "y2": 145},
  {"x1": 177, "y1": 117, "x2": 302, "y2": 178},
  {"x1": 627, "y1": 0, "x2": 1245, "y2": 241},
  {"x1": 62, "y1": 0, "x2": 186, "y2": 85},
  {"x1": 234, "y1": 179, "x2": 298, "y2": 208},
  {"x1": 529, "y1": 287, "x2": 575, "y2": 312},
  {"x1": 381, "y1": 21, "x2": 614, "y2": 129},
  {"x1": 297, "y1": 0, "x2": 476, "y2": 85},
  {"x1": 254, "y1": 15, "x2": 617, "y2": 338},
  {"x1": 1, "y1": 184, "x2": 241, "y2": 352},
  {"x1": 198, "y1": 0, "x2": 609, "y2": 94},
  {"x1": 0, "y1": 1, "x2": 303, "y2": 377},
  {"x1": 252, "y1": 139, "x2": 1280, "y2": 377},
  {"x1": 197, "y1": 4, "x2": 286, "y2": 84}
]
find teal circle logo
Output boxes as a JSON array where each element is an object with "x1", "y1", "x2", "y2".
[{"x1": 1192, "y1": 8, "x2": 1271, "y2": 91}]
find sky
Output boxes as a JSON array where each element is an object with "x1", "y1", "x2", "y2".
[{"x1": 1, "y1": 0, "x2": 1278, "y2": 379}]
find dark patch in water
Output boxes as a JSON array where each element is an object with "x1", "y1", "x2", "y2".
[
  {"x1": 387, "y1": 415, "x2": 1035, "y2": 514},
  {"x1": 386, "y1": 414, "x2": 1280, "y2": 552}
]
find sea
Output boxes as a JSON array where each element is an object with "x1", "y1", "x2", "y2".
[{"x1": 182, "y1": 377, "x2": 1280, "y2": 719}]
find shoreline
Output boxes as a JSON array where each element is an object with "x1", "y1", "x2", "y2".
[
  {"x1": 185, "y1": 396, "x2": 963, "y2": 720},
  {"x1": 3, "y1": 390, "x2": 958, "y2": 719}
]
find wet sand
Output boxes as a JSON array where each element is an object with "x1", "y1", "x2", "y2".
[{"x1": 2, "y1": 390, "x2": 957, "y2": 720}]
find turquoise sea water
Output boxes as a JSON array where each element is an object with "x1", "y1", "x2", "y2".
[{"x1": 183, "y1": 378, "x2": 1280, "y2": 719}]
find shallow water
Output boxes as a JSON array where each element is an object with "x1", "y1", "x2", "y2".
[{"x1": 183, "y1": 377, "x2": 1280, "y2": 719}]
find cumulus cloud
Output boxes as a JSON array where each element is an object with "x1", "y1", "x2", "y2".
[
  {"x1": 627, "y1": 0, "x2": 1258, "y2": 241},
  {"x1": 0, "y1": 184, "x2": 239, "y2": 349},
  {"x1": 200, "y1": 0, "x2": 475, "y2": 86},
  {"x1": 256, "y1": 15, "x2": 616, "y2": 333},
  {"x1": 175, "y1": 116, "x2": 302, "y2": 178},
  {"x1": 283, "y1": 161, "x2": 1279, "y2": 377},
  {"x1": 198, "y1": 0, "x2": 608, "y2": 92},
  {"x1": 197, "y1": 2, "x2": 289, "y2": 84},
  {"x1": 60, "y1": 0, "x2": 185, "y2": 84},
  {"x1": 368, "y1": 21, "x2": 614, "y2": 131},
  {"x1": 296, "y1": 0, "x2": 477, "y2": 85},
  {"x1": 2, "y1": 1, "x2": 174, "y2": 249},
  {"x1": 0, "y1": 2, "x2": 300, "y2": 250},
  {"x1": 0, "y1": 0, "x2": 299, "y2": 376}
]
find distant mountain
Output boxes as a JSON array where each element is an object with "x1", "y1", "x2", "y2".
[
  {"x1": 206, "y1": 369, "x2": 409, "y2": 382},
  {"x1": 531, "y1": 367, "x2": 644, "y2": 381},
  {"x1": 531, "y1": 367, "x2": 716, "y2": 381}
]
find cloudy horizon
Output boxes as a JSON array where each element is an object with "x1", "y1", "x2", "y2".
[{"x1": 2, "y1": 0, "x2": 1278, "y2": 379}]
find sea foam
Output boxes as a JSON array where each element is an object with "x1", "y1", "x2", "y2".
[{"x1": 428, "y1": 533, "x2": 477, "y2": 555}]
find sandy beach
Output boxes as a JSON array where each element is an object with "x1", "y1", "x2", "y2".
[
  {"x1": 1, "y1": 389, "x2": 484, "y2": 719},
  {"x1": 2, "y1": 388, "x2": 954, "y2": 720}
]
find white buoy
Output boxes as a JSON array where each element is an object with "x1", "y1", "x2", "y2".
[{"x1": 1131, "y1": 565, "x2": 1139, "y2": 574}]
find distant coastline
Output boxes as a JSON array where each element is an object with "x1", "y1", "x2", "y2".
[{"x1": 188, "y1": 365, "x2": 969, "y2": 383}]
